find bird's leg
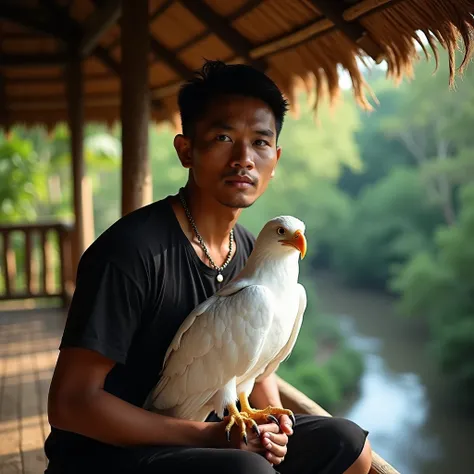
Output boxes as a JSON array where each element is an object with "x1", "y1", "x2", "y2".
[
  {"x1": 225, "y1": 401, "x2": 261, "y2": 444},
  {"x1": 238, "y1": 392, "x2": 296, "y2": 428}
]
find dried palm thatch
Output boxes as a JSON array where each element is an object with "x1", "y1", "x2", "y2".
[{"x1": 0, "y1": 0, "x2": 473, "y2": 130}]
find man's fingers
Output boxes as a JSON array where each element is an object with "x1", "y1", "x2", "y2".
[
  {"x1": 263, "y1": 431, "x2": 287, "y2": 447},
  {"x1": 259, "y1": 422, "x2": 281, "y2": 435},
  {"x1": 262, "y1": 432, "x2": 287, "y2": 461},
  {"x1": 279, "y1": 414, "x2": 294, "y2": 435},
  {"x1": 265, "y1": 449, "x2": 286, "y2": 465}
]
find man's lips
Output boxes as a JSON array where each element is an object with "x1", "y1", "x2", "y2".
[{"x1": 224, "y1": 175, "x2": 255, "y2": 186}]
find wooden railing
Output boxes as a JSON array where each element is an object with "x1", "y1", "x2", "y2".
[
  {"x1": 0, "y1": 221, "x2": 75, "y2": 306},
  {"x1": 277, "y1": 376, "x2": 401, "y2": 474}
]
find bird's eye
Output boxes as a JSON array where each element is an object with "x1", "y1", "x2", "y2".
[{"x1": 277, "y1": 227, "x2": 285, "y2": 235}]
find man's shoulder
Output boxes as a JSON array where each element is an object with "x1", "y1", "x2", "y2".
[
  {"x1": 234, "y1": 223, "x2": 256, "y2": 257},
  {"x1": 81, "y1": 197, "x2": 176, "y2": 268}
]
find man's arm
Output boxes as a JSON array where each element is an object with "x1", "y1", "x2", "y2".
[
  {"x1": 249, "y1": 373, "x2": 283, "y2": 410},
  {"x1": 48, "y1": 347, "x2": 223, "y2": 448},
  {"x1": 249, "y1": 373, "x2": 294, "y2": 435}
]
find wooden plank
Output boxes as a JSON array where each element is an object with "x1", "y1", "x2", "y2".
[
  {"x1": 0, "y1": 309, "x2": 62, "y2": 473},
  {"x1": 0, "y1": 326, "x2": 23, "y2": 473},
  {"x1": 24, "y1": 230, "x2": 33, "y2": 297},
  {"x1": 35, "y1": 322, "x2": 59, "y2": 444},
  {"x1": 1, "y1": 231, "x2": 16, "y2": 298},
  {"x1": 41, "y1": 229, "x2": 55, "y2": 295},
  {"x1": 0, "y1": 292, "x2": 63, "y2": 302},
  {"x1": 19, "y1": 328, "x2": 47, "y2": 473}
]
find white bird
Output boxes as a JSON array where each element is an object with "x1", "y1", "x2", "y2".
[{"x1": 144, "y1": 215, "x2": 308, "y2": 442}]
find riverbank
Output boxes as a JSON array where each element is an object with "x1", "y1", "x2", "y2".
[{"x1": 313, "y1": 270, "x2": 474, "y2": 474}]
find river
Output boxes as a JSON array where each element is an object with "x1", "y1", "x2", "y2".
[{"x1": 312, "y1": 271, "x2": 474, "y2": 474}]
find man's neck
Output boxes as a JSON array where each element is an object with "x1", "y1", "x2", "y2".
[{"x1": 170, "y1": 184, "x2": 242, "y2": 267}]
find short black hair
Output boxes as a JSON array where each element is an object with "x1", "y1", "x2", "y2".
[{"x1": 177, "y1": 59, "x2": 289, "y2": 140}]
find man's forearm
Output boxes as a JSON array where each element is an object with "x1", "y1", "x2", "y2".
[
  {"x1": 50, "y1": 389, "x2": 222, "y2": 448},
  {"x1": 249, "y1": 373, "x2": 283, "y2": 409}
]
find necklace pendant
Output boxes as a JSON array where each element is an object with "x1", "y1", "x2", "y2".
[{"x1": 216, "y1": 273, "x2": 224, "y2": 283}]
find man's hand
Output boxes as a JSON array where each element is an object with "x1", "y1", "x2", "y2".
[
  {"x1": 278, "y1": 413, "x2": 294, "y2": 436},
  {"x1": 260, "y1": 422, "x2": 289, "y2": 465},
  {"x1": 214, "y1": 418, "x2": 288, "y2": 465}
]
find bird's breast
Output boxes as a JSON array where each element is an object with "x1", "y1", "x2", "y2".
[{"x1": 260, "y1": 288, "x2": 300, "y2": 355}]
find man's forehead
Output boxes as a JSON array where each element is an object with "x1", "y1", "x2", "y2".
[{"x1": 202, "y1": 96, "x2": 276, "y2": 129}]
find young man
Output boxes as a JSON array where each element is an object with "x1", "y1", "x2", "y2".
[{"x1": 45, "y1": 60, "x2": 371, "y2": 474}]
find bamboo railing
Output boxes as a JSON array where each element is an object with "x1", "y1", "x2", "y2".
[
  {"x1": 277, "y1": 375, "x2": 400, "y2": 474},
  {"x1": 0, "y1": 221, "x2": 399, "y2": 473},
  {"x1": 0, "y1": 221, "x2": 74, "y2": 307}
]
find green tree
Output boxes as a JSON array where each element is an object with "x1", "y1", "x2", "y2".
[{"x1": 390, "y1": 183, "x2": 474, "y2": 398}]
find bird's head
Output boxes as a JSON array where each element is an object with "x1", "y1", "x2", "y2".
[{"x1": 256, "y1": 216, "x2": 307, "y2": 260}]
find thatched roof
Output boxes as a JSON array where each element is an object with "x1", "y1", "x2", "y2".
[{"x1": 1, "y1": 0, "x2": 474, "y2": 130}]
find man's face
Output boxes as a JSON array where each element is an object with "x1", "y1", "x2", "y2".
[{"x1": 175, "y1": 95, "x2": 281, "y2": 208}]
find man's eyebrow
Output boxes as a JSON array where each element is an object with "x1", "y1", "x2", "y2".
[
  {"x1": 256, "y1": 128, "x2": 275, "y2": 138},
  {"x1": 209, "y1": 121, "x2": 274, "y2": 138},
  {"x1": 209, "y1": 120, "x2": 234, "y2": 130}
]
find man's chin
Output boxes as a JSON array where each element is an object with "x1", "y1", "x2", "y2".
[
  {"x1": 218, "y1": 194, "x2": 256, "y2": 209},
  {"x1": 216, "y1": 186, "x2": 261, "y2": 209}
]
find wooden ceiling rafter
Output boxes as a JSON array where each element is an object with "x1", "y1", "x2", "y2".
[
  {"x1": 0, "y1": 52, "x2": 68, "y2": 67},
  {"x1": 0, "y1": 3, "x2": 69, "y2": 40},
  {"x1": 180, "y1": 0, "x2": 268, "y2": 71},
  {"x1": 0, "y1": 24, "x2": 9, "y2": 132},
  {"x1": 80, "y1": 0, "x2": 121, "y2": 56},
  {"x1": 39, "y1": 0, "x2": 121, "y2": 74},
  {"x1": 150, "y1": 36, "x2": 195, "y2": 79},
  {"x1": 309, "y1": 0, "x2": 385, "y2": 62}
]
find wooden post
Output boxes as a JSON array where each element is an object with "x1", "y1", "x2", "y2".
[
  {"x1": 66, "y1": 57, "x2": 88, "y2": 280},
  {"x1": 120, "y1": 0, "x2": 152, "y2": 216}
]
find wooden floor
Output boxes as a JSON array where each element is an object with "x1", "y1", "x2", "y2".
[{"x1": 0, "y1": 306, "x2": 64, "y2": 474}]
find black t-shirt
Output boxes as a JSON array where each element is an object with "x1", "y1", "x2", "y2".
[{"x1": 44, "y1": 196, "x2": 256, "y2": 462}]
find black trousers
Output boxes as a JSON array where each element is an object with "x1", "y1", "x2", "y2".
[
  {"x1": 47, "y1": 414, "x2": 367, "y2": 474},
  {"x1": 130, "y1": 414, "x2": 368, "y2": 474}
]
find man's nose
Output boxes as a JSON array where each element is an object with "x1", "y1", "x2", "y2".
[{"x1": 230, "y1": 142, "x2": 255, "y2": 169}]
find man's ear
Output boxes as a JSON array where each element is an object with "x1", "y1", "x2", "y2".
[
  {"x1": 174, "y1": 134, "x2": 193, "y2": 169},
  {"x1": 271, "y1": 146, "x2": 282, "y2": 178}
]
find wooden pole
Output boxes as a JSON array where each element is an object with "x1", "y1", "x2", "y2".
[
  {"x1": 66, "y1": 57, "x2": 88, "y2": 280},
  {"x1": 120, "y1": 0, "x2": 152, "y2": 216}
]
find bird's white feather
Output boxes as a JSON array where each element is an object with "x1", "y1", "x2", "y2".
[
  {"x1": 145, "y1": 215, "x2": 308, "y2": 421},
  {"x1": 145, "y1": 284, "x2": 275, "y2": 418}
]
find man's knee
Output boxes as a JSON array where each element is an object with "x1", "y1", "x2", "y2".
[
  {"x1": 327, "y1": 418, "x2": 370, "y2": 473},
  {"x1": 345, "y1": 437, "x2": 372, "y2": 474},
  {"x1": 227, "y1": 450, "x2": 274, "y2": 474}
]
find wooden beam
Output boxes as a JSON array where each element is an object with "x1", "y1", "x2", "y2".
[
  {"x1": 150, "y1": 36, "x2": 194, "y2": 79},
  {"x1": 0, "y1": 52, "x2": 68, "y2": 67},
  {"x1": 180, "y1": 0, "x2": 267, "y2": 71},
  {"x1": 309, "y1": 0, "x2": 385, "y2": 62},
  {"x1": 80, "y1": 0, "x2": 121, "y2": 56},
  {"x1": 104, "y1": 0, "x2": 174, "y2": 53},
  {"x1": 121, "y1": 0, "x2": 152, "y2": 216},
  {"x1": 150, "y1": 0, "x2": 174, "y2": 22},
  {"x1": 0, "y1": 73, "x2": 9, "y2": 131},
  {"x1": 65, "y1": 57, "x2": 87, "y2": 281},
  {"x1": 0, "y1": 4, "x2": 71, "y2": 41},
  {"x1": 39, "y1": 0, "x2": 122, "y2": 76}
]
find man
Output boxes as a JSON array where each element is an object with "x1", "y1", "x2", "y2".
[{"x1": 45, "y1": 60, "x2": 371, "y2": 474}]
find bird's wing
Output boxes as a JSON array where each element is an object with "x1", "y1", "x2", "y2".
[
  {"x1": 148, "y1": 283, "x2": 275, "y2": 414},
  {"x1": 255, "y1": 283, "x2": 307, "y2": 382}
]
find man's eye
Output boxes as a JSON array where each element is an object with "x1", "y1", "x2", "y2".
[
  {"x1": 255, "y1": 139, "x2": 269, "y2": 147},
  {"x1": 216, "y1": 135, "x2": 231, "y2": 142}
]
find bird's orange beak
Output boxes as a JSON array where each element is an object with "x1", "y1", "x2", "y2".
[{"x1": 280, "y1": 230, "x2": 307, "y2": 259}]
